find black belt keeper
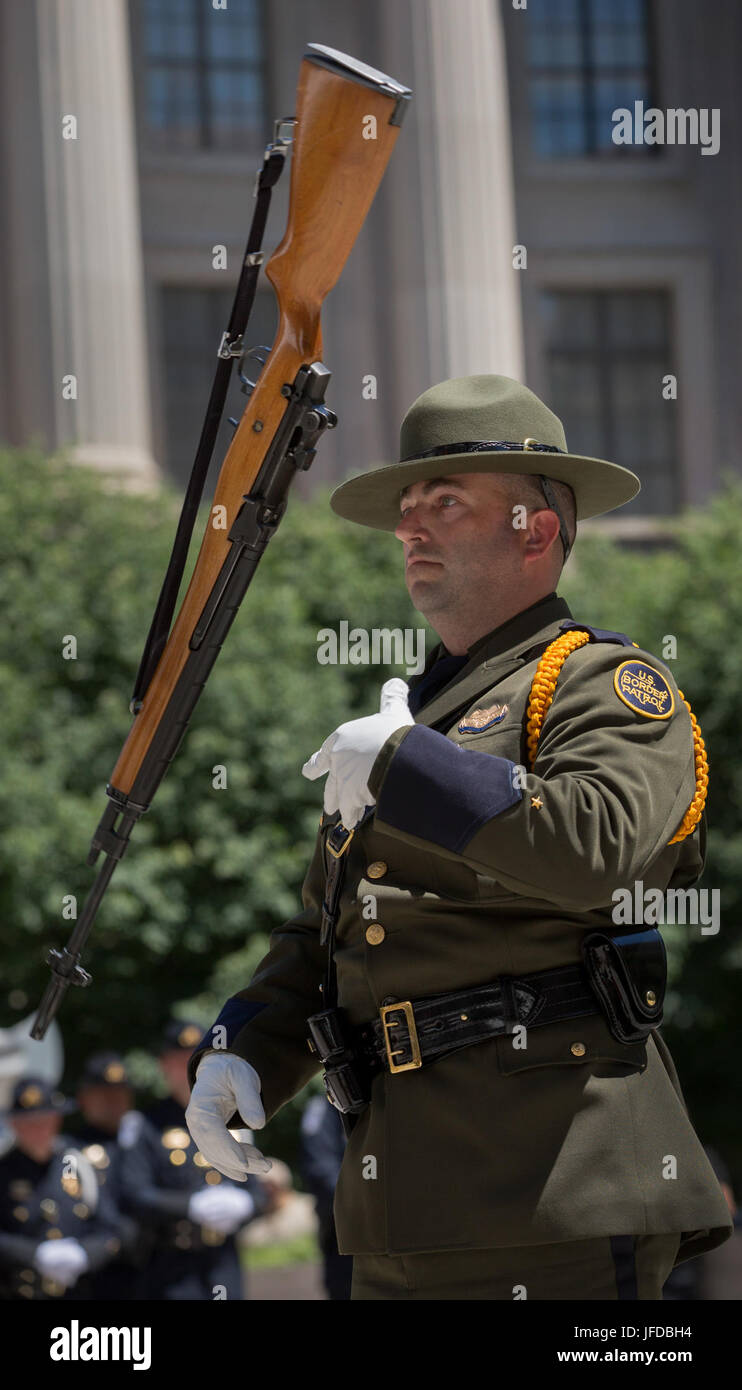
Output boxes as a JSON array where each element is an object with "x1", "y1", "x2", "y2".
[{"x1": 311, "y1": 818, "x2": 360, "y2": 1138}]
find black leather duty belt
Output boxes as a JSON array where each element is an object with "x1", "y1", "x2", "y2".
[{"x1": 358, "y1": 963, "x2": 600, "y2": 1076}]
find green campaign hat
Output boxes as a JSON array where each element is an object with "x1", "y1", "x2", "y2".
[{"x1": 330, "y1": 375, "x2": 641, "y2": 531}]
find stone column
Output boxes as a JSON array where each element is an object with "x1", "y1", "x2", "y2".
[
  {"x1": 408, "y1": 0, "x2": 524, "y2": 384},
  {"x1": 35, "y1": 0, "x2": 157, "y2": 481}
]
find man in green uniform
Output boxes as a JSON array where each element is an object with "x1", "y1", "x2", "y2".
[{"x1": 186, "y1": 375, "x2": 732, "y2": 1300}]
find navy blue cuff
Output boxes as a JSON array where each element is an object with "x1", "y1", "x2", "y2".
[
  {"x1": 374, "y1": 723, "x2": 522, "y2": 853},
  {"x1": 187, "y1": 996, "x2": 268, "y2": 1088}
]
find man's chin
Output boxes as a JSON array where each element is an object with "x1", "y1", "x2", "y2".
[{"x1": 406, "y1": 574, "x2": 451, "y2": 613}]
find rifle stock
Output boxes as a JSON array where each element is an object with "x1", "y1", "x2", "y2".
[
  {"x1": 111, "y1": 46, "x2": 408, "y2": 798},
  {"x1": 31, "y1": 44, "x2": 410, "y2": 1038}
]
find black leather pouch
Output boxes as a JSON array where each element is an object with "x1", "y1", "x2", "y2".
[{"x1": 582, "y1": 927, "x2": 667, "y2": 1043}]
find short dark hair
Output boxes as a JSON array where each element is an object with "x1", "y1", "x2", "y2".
[{"x1": 498, "y1": 473, "x2": 577, "y2": 568}]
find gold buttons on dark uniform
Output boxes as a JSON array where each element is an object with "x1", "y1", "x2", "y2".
[
  {"x1": 169, "y1": 1149, "x2": 187, "y2": 1166},
  {"x1": 646, "y1": 990, "x2": 657, "y2": 1007},
  {"x1": 161, "y1": 1128, "x2": 191, "y2": 1150},
  {"x1": 13, "y1": 1206, "x2": 29, "y2": 1222},
  {"x1": 83, "y1": 1143, "x2": 109, "y2": 1167},
  {"x1": 367, "y1": 861, "x2": 387, "y2": 879},
  {"x1": 570, "y1": 1042, "x2": 586, "y2": 1057},
  {"x1": 365, "y1": 923, "x2": 386, "y2": 945},
  {"x1": 205, "y1": 1169, "x2": 222, "y2": 1185}
]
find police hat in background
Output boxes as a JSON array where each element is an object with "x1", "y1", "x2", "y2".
[
  {"x1": 7, "y1": 1075, "x2": 75, "y2": 1116},
  {"x1": 159, "y1": 1020, "x2": 204, "y2": 1054},
  {"x1": 77, "y1": 1052, "x2": 131, "y2": 1089}
]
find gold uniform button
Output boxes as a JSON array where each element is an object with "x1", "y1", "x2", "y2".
[
  {"x1": 169, "y1": 1149, "x2": 187, "y2": 1166},
  {"x1": 570, "y1": 1042, "x2": 586, "y2": 1058},
  {"x1": 205, "y1": 1169, "x2": 222, "y2": 1185},
  {"x1": 367, "y1": 861, "x2": 387, "y2": 880},
  {"x1": 365, "y1": 923, "x2": 386, "y2": 946}
]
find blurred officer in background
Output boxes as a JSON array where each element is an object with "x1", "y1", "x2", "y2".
[
  {"x1": 118, "y1": 1021, "x2": 269, "y2": 1299},
  {"x1": 75, "y1": 1051, "x2": 147, "y2": 1299},
  {"x1": 298, "y1": 1094, "x2": 352, "y2": 1300},
  {"x1": 0, "y1": 1076, "x2": 122, "y2": 1300}
]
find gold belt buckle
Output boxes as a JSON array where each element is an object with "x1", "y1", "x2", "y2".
[
  {"x1": 380, "y1": 1001, "x2": 422, "y2": 1073},
  {"x1": 326, "y1": 823, "x2": 354, "y2": 859}
]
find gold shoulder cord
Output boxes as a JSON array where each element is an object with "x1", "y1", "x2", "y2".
[{"x1": 525, "y1": 630, "x2": 708, "y2": 845}]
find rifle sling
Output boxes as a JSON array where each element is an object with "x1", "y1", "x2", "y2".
[{"x1": 130, "y1": 145, "x2": 287, "y2": 711}]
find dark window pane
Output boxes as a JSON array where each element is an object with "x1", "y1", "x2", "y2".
[
  {"x1": 205, "y1": 7, "x2": 262, "y2": 60},
  {"x1": 593, "y1": 76, "x2": 652, "y2": 149},
  {"x1": 143, "y1": 0, "x2": 197, "y2": 60},
  {"x1": 549, "y1": 359, "x2": 604, "y2": 457},
  {"x1": 141, "y1": 0, "x2": 265, "y2": 150},
  {"x1": 159, "y1": 286, "x2": 278, "y2": 490},
  {"x1": 541, "y1": 290, "x2": 677, "y2": 515},
  {"x1": 527, "y1": 0, "x2": 653, "y2": 158},
  {"x1": 606, "y1": 292, "x2": 668, "y2": 351},
  {"x1": 146, "y1": 68, "x2": 201, "y2": 147}
]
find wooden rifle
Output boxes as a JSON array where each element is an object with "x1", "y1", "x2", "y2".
[{"x1": 31, "y1": 44, "x2": 411, "y2": 1039}]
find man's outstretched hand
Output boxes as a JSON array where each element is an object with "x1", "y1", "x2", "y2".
[{"x1": 186, "y1": 1053, "x2": 273, "y2": 1182}]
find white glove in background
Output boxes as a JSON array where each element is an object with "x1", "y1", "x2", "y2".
[
  {"x1": 34, "y1": 1237, "x2": 89, "y2": 1288},
  {"x1": 185, "y1": 1052, "x2": 272, "y2": 1182},
  {"x1": 187, "y1": 1183, "x2": 255, "y2": 1234},
  {"x1": 302, "y1": 677, "x2": 414, "y2": 827}
]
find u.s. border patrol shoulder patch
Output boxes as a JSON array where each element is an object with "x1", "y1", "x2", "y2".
[
  {"x1": 458, "y1": 703, "x2": 509, "y2": 733},
  {"x1": 614, "y1": 661, "x2": 674, "y2": 719}
]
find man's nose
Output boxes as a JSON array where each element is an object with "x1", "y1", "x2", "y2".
[{"x1": 395, "y1": 504, "x2": 430, "y2": 543}]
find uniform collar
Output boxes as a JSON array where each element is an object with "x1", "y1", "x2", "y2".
[{"x1": 412, "y1": 592, "x2": 573, "y2": 729}]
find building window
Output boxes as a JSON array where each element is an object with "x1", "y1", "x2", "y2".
[
  {"x1": 541, "y1": 289, "x2": 677, "y2": 515},
  {"x1": 159, "y1": 286, "x2": 277, "y2": 487},
  {"x1": 142, "y1": 0, "x2": 266, "y2": 150},
  {"x1": 527, "y1": 0, "x2": 655, "y2": 157}
]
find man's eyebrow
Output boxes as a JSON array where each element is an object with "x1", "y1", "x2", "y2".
[{"x1": 399, "y1": 476, "x2": 464, "y2": 506}]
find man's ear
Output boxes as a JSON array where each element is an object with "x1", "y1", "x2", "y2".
[{"x1": 524, "y1": 507, "x2": 561, "y2": 561}]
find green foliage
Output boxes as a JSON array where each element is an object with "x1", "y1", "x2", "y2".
[
  {"x1": 0, "y1": 447, "x2": 422, "y2": 1161},
  {"x1": 1, "y1": 448, "x2": 739, "y2": 1179}
]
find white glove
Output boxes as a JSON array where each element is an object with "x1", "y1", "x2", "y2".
[
  {"x1": 185, "y1": 1052, "x2": 272, "y2": 1182},
  {"x1": 302, "y1": 678, "x2": 414, "y2": 827},
  {"x1": 188, "y1": 1183, "x2": 255, "y2": 1234},
  {"x1": 34, "y1": 1237, "x2": 89, "y2": 1288}
]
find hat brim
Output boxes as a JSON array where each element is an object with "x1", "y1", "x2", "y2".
[
  {"x1": 8, "y1": 1098, "x2": 76, "y2": 1117},
  {"x1": 330, "y1": 450, "x2": 640, "y2": 530}
]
